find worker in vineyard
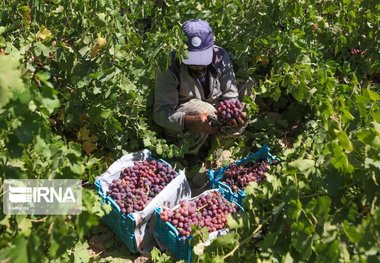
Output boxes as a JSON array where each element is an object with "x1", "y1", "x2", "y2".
[{"x1": 154, "y1": 19, "x2": 245, "y2": 158}]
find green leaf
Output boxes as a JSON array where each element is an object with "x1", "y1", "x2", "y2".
[
  {"x1": 291, "y1": 223, "x2": 313, "y2": 260},
  {"x1": 373, "y1": 111, "x2": 380, "y2": 122},
  {"x1": 72, "y1": 241, "x2": 90, "y2": 262},
  {"x1": 35, "y1": 71, "x2": 53, "y2": 88},
  {"x1": 336, "y1": 131, "x2": 353, "y2": 153},
  {"x1": 156, "y1": 144, "x2": 163, "y2": 155},
  {"x1": 287, "y1": 199, "x2": 302, "y2": 221},
  {"x1": 0, "y1": 26, "x2": 6, "y2": 35},
  {"x1": 272, "y1": 202, "x2": 285, "y2": 215},
  {"x1": 283, "y1": 252, "x2": 294, "y2": 263},
  {"x1": 100, "y1": 109, "x2": 112, "y2": 118},
  {"x1": 367, "y1": 89, "x2": 380, "y2": 101},
  {"x1": 331, "y1": 143, "x2": 354, "y2": 173},
  {"x1": 143, "y1": 137, "x2": 151, "y2": 147},
  {"x1": 0, "y1": 56, "x2": 25, "y2": 108},
  {"x1": 39, "y1": 86, "x2": 60, "y2": 115},
  {"x1": 8, "y1": 236, "x2": 28, "y2": 263},
  {"x1": 306, "y1": 196, "x2": 331, "y2": 224},
  {"x1": 343, "y1": 221, "x2": 361, "y2": 243},
  {"x1": 291, "y1": 82, "x2": 306, "y2": 102},
  {"x1": 16, "y1": 216, "x2": 32, "y2": 237},
  {"x1": 211, "y1": 233, "x2": 236, "y2": 248},
  {"x1": 34, "y1": 42, "x2": 50, "y2": 57},
  {"x1": 374, "y1": 122, "x2": 380, "y2": 133},
  {"x1": 193, "y1": 242, "x2": 205, "y2": 256},
  {"x1": 288, "y1": 159, "x2": 315, "y2": 172},
  {"x1": 15, "y1": 117, "x2": 40, "y2": 144},
  {"x1": 200, "y1": 226, "x2": 209, "y2": 242}
]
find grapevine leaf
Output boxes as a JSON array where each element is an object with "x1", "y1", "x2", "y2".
[
  {"x1": 8, "y1": 235, "x2": 28, "y2": 263},
  {"x1": 343, "y1": 221, "x2": 361, "y2": 243},
  {"x1": 288, "y1": 159, "x2": 315, "y2": 172},
  {"x1": 151, "y1": 247, "x2": 160, "y2": 262},
  {"x1": 77, "y1": 126, "x2": 90, "y2": 141},
  {"x1": 331, "y1": 143, "x2": 354, "y2": 173},
  {"x1": 291, "y1": 223, "x2": 313, "y2": 259},
  {"x1": 83, "y1": 141, "x2": 97, "y2": 154},
  {"x1": 306, "y1": 196, "x2": 331, "y2": 224},
  {"x1": 287, "y1": 199, "x2": 302, "y2": 221},
  {"x1": 193, "y1": 242, "x2": 205, "y2": 256},
  {"x1": 367, "y1": 89, "x2": 380, "y2": 101},
  {"x1": 211, "y1": 233, "x2": 236, "y2": 248},
  {"x1": 40, "y1": 86, "x2": 60, "y2": 114},
  {"x1": 373, "y1": 122, "x2": 380, "y2": 133},
  {"x1": 336, "y1": 131, "x2": 353, "y2": 153},
  {"x1": 373, "y1": 111, "x2": 380, "y2": 122},
  {"x1": 0, "y1": 26, "x2": 6, "y2": 35},
  {"x1": 143, "y1": 137, "x2": 152, "y2": 147},
  {"x1": 227, "y1": 215, "x2": 242, "y2": 229},
  {"x1": 283, "y1": 252, "x2": 294, "y2": 263},
  {"x1": 35, "y1": 26, "x2": 52, "y2": 41},
  {"x1": 72, "y1": 241, "x2": 90, "y2": 262},
  {"x1": 272, "y1": 202, "x2": 285, "y2": 215},
  {"x1": 16, "y1": 216, "x2": 32, "y2": 237},
  {"x1": 0, "y1": 56, "x2": 25, "y2": 108}
]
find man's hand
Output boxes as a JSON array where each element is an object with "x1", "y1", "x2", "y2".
[{"x1": 184, "y1": 113, "x2": 217, "y2": 134}]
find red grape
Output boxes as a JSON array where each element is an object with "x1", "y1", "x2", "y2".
[
  {"x1": 222, "y1": 161, "x2": 269, "y2": 193},
  {"x1": 107, "y1": 160, "x2": 177, "y2": 214},
  {"x1": 160, "y1": 191, "x2": 238, "y2": 238},
  {"x1": 216, "y1": 99, "x2": 244, "y2": 125}
]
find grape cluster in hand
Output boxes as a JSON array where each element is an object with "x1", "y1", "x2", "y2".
[
  {"x1": 222, "y1": 161, "x2": 268, "y2": 193},
  {"x1": 216, "y1": 99, "x2": 244, "y2": 124},
  {"x1": 160, "y1": 191, "x2": 237, "y2": 240},
  {"x1": 107, "y1": 160, "x2": 177, "y2": 214}
]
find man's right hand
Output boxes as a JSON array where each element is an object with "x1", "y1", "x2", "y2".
[{"x1": 184, "y1": 113, "x2": 217, "y2": 134}]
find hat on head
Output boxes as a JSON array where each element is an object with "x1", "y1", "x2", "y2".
[{"x1": 182, "y1": 19, "x2": 214, "y2": 66}]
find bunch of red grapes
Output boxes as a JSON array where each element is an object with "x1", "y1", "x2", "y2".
[
  {"x1": 107, "y1": 160, "x2": 177, "y2": 214},
  {"x1": 222, "y1": 161, "x2": 269, "y2": 193},
  {"x1": 350, "y1": 48, "x2": 366, "y2": 56},
  {"x1": 216, "y1": 99, "x2": 244, "y2": 125},
  {"x1": 160, "y1": 191, "x2": 237, "y2": 240}
]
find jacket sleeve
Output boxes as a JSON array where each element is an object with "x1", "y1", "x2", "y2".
[
  {"x1": 153, "y1": 68, "x2": 186, "y2": 133},
  {"x1": 219, "y1": 49, "x2": 239, "y2": 100}
]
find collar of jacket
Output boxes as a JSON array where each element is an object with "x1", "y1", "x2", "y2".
[{"x1": 208, "y1": 62, "x2": 219, "y2": 78}]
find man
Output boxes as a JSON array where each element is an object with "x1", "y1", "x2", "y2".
[{"x1": 154, "y1": 19, "x2": 245, "y2": 157}]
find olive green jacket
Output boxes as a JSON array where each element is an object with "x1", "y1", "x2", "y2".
[{"x1": 153, "y1": 46, "x2": 238, "y2": 133}]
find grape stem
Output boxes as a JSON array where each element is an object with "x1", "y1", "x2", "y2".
[
  {"x1": 196, "y1": 203, "x2": 209, "y2": 212},
  {"x1": 222, "y1": 223, "x2": 263, "y2": 260}
]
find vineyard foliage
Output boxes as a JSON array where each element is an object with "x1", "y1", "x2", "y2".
[{"x1": 0, "y1": 0, "x2": 379, "y2": 262}]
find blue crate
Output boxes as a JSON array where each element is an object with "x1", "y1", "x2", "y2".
[
  {"x1": 207, "y1": 145, "x2": 278, "y2": 207},
  {"x1": 95, "y1": 155, "x2": 175, "y2": 253},
  {"x1": 154, "y1": 188, "x2": 243, "y2": 262}
]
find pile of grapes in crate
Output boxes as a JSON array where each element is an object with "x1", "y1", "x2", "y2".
[
  {"x1": 222, "y1": 161, "x2": 269, "y2": 193},
  {"x1": 216, "y1": 99, "x2": 245, "y2": 125},
  {"x1": 159, "y1": 191, "x2": 238, "y2": 240},
  {"x1": 107, "y1": 160, "x2": 177, "y2": 214}
]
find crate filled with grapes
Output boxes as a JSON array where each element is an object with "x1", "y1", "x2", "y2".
[
  {"x1": 207, "y1": 145, "x2": 279, "y2": 206},
  {"x1": 154, "y1": 190, "x2": 242, "y2": 262},
  {"x1": 95, "y1": 149, "x2": 191, "y2": 254}
]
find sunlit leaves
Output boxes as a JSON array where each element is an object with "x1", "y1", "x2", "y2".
[{"x1": 0, "y1": 56, "x2": 25, "y2": 109}]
